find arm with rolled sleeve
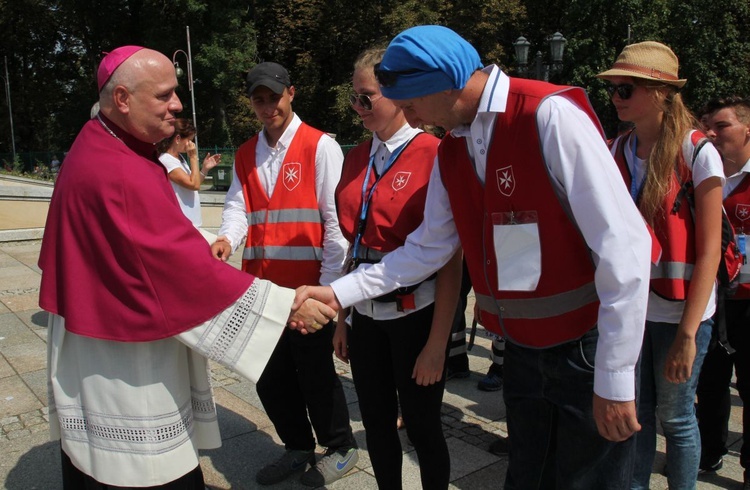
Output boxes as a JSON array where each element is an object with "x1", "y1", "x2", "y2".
[
  {"x1": 537, "y1": 95, "x2": 650, "y2": 403},
  {"x1": 314, "y1": 136, "x2": 348, "y2": 286},
  {"x1": 331, "y1": 157, "x2": 462, "y2": 307},
  {"x1": 216, "y1": 164, "x2": 249, "y2": 253}
]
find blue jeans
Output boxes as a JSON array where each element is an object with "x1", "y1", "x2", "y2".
[
  {"x1": 631, "y1": 320, "x2": 712, "y2": 490},
  {"x1": 503, "y1": 328, "x2": 637, "y2": 489}
]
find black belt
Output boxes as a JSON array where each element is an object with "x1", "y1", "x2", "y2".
[{"x1": 352, "y1": 258, "x2": 436, "y2": 303}]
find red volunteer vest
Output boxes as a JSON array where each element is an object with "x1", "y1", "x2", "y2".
[
  {"x1": 336, "y1": 133, "x2": 439, "y2": 252},
  {"x1": 234, "y1": 123, "x2": 325, "y2": 288},
  {"x1": 724, "y1": 174, "x2": 750, "y2": 299},
  {"x1": 438, "y1": 78, "x2": 601, "y2": 347},
  {"x1": 611, "y1": 130, "x2": 701, "y2": 300}
]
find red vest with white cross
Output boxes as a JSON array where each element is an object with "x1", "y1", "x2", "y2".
[
  {"x1": 724, "y1": 173, "x2": 750, "y2": 299},
  {"x1": 438, "y1": 78, "x2": 602, "y2": 347},
  {"x1": 336, "y1": 132, "x2": 439, "y2": 252},
  {"x1": 234, "y1": 123, "x2": 324, "y2": 288}
]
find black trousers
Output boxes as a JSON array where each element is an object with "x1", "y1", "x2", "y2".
[
  {"x1": 256, "y1": 321, "x2": 355, "y2": 451},
  {"x1": 696, "y1": 299, "x2": 750, "y2": 471},
  {"x1": 349, "y1": 305, "x2": 450, "y2": 490},
  {"x1": 61, "y1": 448, "x2": 205, "y2": 489}
]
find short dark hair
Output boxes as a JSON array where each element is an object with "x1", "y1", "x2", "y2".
[
  {"x1": 156, "y1": 118, "x2": 196, "y2": 154},
  {"x1": 703, "y1": 95, "x2": 750, "y2": 124}
]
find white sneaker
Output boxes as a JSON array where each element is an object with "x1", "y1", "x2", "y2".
[{"x1": 300, "y1": 447, "x2": 359, "y2": 486}]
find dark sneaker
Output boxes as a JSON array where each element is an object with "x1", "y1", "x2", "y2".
[
  {"x1": 301, "y1": 447, "x2": 359, "y2": 487},
  {"x1": 488, "y1": 436, "x2": 509, "y2": 455},
  {"x1": 446, "y1": 364, "x2": 470, "y2": 380},
  {"x1": 477, "y1": 366, "x2": 503, "y2": 391},
  {"x1": 698, "y1": 456, "x2": 723, "y2": 474},
  {"x1": 256, "y1": 449, "x2": 315, "y2": 485}
]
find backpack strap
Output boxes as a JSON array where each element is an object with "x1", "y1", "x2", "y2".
[{"x1": 674, "y1": 135, "x2": 736, "y2": 354}]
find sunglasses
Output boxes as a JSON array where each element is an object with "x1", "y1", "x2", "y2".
[
  {"x1": 606, "y1": 83, "x2": 635, "y2": 100},
  {"x1": 373, "y1": 62, "x2": 423, "y2": 88},
  {"x1": 349, "y1": 93, "x2": 381, "y2": 111}
]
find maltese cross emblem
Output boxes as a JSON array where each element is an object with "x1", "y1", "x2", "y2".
[
  {"x1": 736, "y1": 204, "x2": 750, "y2": 222},
  {"x1": 392, "y1": 171, "x2": 411, "y2": 191},
  {"x1": 282, "y1": 162, "x2": 301, "y2": 191},
  {"x1": 496, "y1": 166, "x2": 515, "y2": 197}
]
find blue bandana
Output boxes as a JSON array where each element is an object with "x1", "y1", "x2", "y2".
[{"x1": 380, "y1": 25, "x2": 482, "y2": 100}]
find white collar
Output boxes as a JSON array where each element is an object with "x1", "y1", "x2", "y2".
[
  {"x1": 370, "y1": 123, "x2": 422, "y2": 156},
  {"x1": 258, "y1": 113, "x2": 302, "y2": 150},
  {"x1": 451, "y1": 65, "x2": 509, "y2": 138}
]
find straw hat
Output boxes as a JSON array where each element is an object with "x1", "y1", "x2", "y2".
[{"x1": 596, "y1": 41, "x2": 686, "y2": 88}]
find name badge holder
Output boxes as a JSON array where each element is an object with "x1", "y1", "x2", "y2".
[{"x1": 492, "y1": 210, "x2": 542, "y2": 291}]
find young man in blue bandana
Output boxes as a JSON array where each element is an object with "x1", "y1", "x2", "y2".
[{"x1": 295, "y1": 25, "x2": 652, "y2": 488}]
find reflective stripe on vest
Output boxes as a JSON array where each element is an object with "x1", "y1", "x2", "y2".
[
  {"x1": 247, "y1": 208, "x2": 322, "y2": 226},
  {"x1": 475, "y1": 281, "x2": 597, "y2": 320},
  {"x1": 650, "y1": 261, "x2": 693, "y2": 281},
  {"x1": 243, "y1": 245, "x2": 323, "y2": 262}
]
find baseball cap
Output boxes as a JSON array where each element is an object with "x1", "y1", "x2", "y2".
[{"x1": 246, "y1": 62, "x2": 291, "y2": 95}]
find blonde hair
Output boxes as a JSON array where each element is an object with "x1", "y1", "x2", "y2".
[
  {"x1": 354, "y1": 47, "x2": 386, "y2": 71},
  {"x1": 638, "y1": 83, "x2": 698, "y2": 225}
]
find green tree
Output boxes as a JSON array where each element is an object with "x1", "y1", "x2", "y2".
[{"x1": 3, "y1": 0, "x2": 748, "y2": 154}]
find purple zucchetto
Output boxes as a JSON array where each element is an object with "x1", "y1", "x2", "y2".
[
  {"x1": 379, "y1": 25, "x2": 482, "y2": 100},
  {"x1": 97, "y1": 45, "x2": 145, "y2": 92}
]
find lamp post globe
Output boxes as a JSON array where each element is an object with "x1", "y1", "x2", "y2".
[
  {"x1": 513, "y1": 36, "x2": 531, "y2": 66},
  {"x1": 549, "y1": 32, "x2": 567, "y2": 64},
  {"x1": 170, "y1": 26, "x2": 197, "y2": 148},
  {"x1": 512, "y1": 32, "x2": 566, "y2": 81}
]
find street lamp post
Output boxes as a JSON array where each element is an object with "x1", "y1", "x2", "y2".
[
  {"x1": 513, "y1": 32, "x2": 567, "y2": 81},
  {"x1": 172, "y1": 26, "x2": 198, "y2": 148},
  {"x1": 0, "y1": 56, "x2": 16, "y2": 163}
]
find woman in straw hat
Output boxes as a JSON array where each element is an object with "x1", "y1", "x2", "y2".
[{"x1": 598, "y1": 41, "x2": 725, "y2": 489}]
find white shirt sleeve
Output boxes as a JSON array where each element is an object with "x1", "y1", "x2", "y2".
[
  {"x1": 315, "y1": 136, "x2": 348, "y2": 286},
  {"x1": 217, "y1": 164, "x2": 249, "y2": 253},
  {"x1": 331, "y1": 157, "x2": 461, "y2": 307},
  {"x1": 537, "y1": 95, "x2": 651, "y2": 401},
  {"x1": 689, "y1": 134, "x2": 725, "y2": 189},
  {"x1": 158, "y1": 153, "x2": 184, "y2": 174}
]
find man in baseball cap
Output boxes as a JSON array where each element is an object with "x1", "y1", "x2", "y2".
[{"x1": 212, "y1": 62, "x2": 358, "y2": 486}]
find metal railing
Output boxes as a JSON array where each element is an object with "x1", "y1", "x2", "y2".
[{"x1": 0, "y1": 143, "x2": 358, "y2": 178}]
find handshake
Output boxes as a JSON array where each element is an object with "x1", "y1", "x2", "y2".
[
  {"x1": 209, "y1": 238, "x2": 341, "y2": 335},
  {"x1": 287, "y1": 285, "x2": 341, "y2": 334}
]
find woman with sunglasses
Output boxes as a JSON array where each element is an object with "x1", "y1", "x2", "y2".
[
  {"x1": 334, "y1": 47, "x2": 461, "y2": 489},
  {"x1": 598, "y1": 41, "x2": 724, "y2": 490}
]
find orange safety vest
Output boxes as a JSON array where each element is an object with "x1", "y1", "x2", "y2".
[
  {"x1": 438, "y1": 78, "x2": 601, "y2": 347},
  {"x1": 611, "y1": 130, "x2": 702, "y2": 300},
  {"x1": 723, "y1": 173, "x2": 750, "y2": 299},
  {"x1": 336, "y1": 133, "x2": 439, "y2": 252},
  {"x1": 234, "y1": 123, "x2": 325, "y2": 288}
]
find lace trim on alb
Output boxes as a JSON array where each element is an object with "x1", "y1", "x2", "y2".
[
  {"x1": 55, "y1": 399, "x2": 196, "y2": 454},
  {"x1": 200, "y1": 282, "x2": 266, "y2": 367}
]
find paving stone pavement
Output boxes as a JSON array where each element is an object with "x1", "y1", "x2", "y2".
[{"x1": 0, "y1": 179, "x2": 746, "y2": 488}]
